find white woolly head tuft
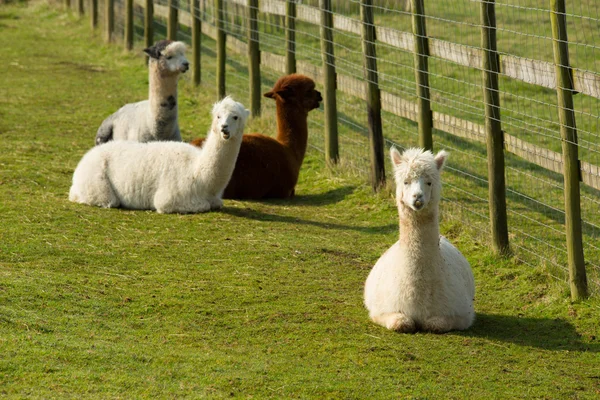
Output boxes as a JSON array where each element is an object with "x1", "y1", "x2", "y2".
[
  {"x1": 210, "y1": 97, "x2": 250, "y2": 140},
  {"x1": 163, "y1": 41, "x2": 187, "y2": 58},
  {"x1": 390, "y1": 147, "x2": 448, "y2": 212},
  {"x1": 145, "y1": 40, "x2": 189, "y2": 75}
]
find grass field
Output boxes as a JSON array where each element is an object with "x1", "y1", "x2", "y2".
[{"x1": 1, "y1": 2, "x2": 600, "y2": 398}]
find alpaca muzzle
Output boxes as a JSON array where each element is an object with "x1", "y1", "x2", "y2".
[
  {"x1": 314, "y1": 90, "x2": 323, "y2": 109},
  {"x1": 221, "y1": 126, "x2": 230, "y2": 140}
]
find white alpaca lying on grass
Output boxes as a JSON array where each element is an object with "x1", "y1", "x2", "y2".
[
  {"x1": 95, "y1": 40, "x2": 189, "y2": 145},
  {"x1": 70, "y1": 97, "x2": 250, "y2": 214},
  {"x1": 364, "y1": 147, "x2": 475, "y2": 333}
]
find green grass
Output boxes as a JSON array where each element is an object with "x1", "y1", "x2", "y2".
[{"x1": 1, "y1": 2, "x2": 600, "y2": 398}]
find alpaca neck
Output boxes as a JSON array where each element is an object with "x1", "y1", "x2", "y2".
[
  {"x1": 196, "y1": 132, "x2": 242, "y2": 194},
  {"x1": 275, "y1": 102, "x2": 309, "y2": 164},
  {"x1": 148, "y1": 63, "x2": 179, "y2": 116},
  {"x1": 398, "y1": 205, "x2": 441, "y2": 269}
]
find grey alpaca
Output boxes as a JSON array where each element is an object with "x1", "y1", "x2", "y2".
[{"x1": 95, "y1": 40, "x2": 189, "y2": 145}]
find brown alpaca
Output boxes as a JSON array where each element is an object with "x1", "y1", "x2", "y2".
[{"x1": 190, "y1": 74, "x2": 322, "y2": 199}]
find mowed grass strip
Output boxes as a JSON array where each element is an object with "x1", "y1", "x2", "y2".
[{"x1": 1, "y1": 2, "x2": 599, "y2": 399}]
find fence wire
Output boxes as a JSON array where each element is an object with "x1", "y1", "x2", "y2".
[{"x1": 76, "y1": 0, "x2": 600, "y2": 295}]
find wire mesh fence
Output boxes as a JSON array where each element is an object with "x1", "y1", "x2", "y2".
[{"x1": 63, "y1": 0, "x2": 599, "y2": 296}]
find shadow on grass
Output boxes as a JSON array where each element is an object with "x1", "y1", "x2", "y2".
[
  {"x1": 463, "y1": 313, "x2": 599, "y2": 352},
  {"x1": 274, "y1": 185, "x2": 357, "y2": 206},
  {"x1": 222, "y1": 206, "x2": 396, "y2": 235}
]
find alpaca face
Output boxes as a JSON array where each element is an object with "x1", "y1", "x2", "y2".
[
  {"x1": 390, "y1": 147, "x2": 448, "y2": 212},
  {"x1": 211, "y1": 97, "x2": 250, "y2": 140},
  {"x1": 145, "y1": 40, "x2": 189, "y2": 75}
]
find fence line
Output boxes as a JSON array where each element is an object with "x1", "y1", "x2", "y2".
[
  {"x1": 64, "y1": 0, "x2": 600, "y2": 298},
  {"x1": 136, "y1": 0, "x2": 600, "y2": 193}
]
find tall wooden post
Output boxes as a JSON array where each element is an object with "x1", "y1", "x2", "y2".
[
  {"x1": 168, "y1": 0, "x2": 179, "y2": 40},
  {"x1": 248, "y1": 0, "x2": 261, "y2": 116},
  {"x1": 191, "y1": 0, "x2": 202, "y2": 85},
  {"x1": 411, "y1": 0, "x2": 432, "y2": 151},
  {"x1": 105, "y1": 0, "x2": 114, "y2": 43},
  {"x1": 145, "y1": 0, "x2": 154, "y2": 50},
  {"x1": 550, "y1": 0, "x2": 588, "y2": 300},
  {"x1": 361, "y1": 0, "x2": 385, "y2": 190},
  {"x1": 125, "y1": 0, "x2": 134, "y2": 50},
  {"x1": 480, "y1": 0, "x2": 510, "y2": 255},
  {"x1": 286, "y1": 0, "x2": 297, "y2": 74},
  {"x1": 77, "y1": 0, "x2": 84, "y2": 16},
  {"x1": 91, "y1": 0, "x2": 98, "y2": 29},
  {"x1": 319, "y1": 0, "x2": 339, "y2": 165},
  {"x1": 215, "y1": 0, "x2": 226, "y2": 99}
]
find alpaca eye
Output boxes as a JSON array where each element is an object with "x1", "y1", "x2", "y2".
[
  {"x1": 233, "y1": 116, "x2": 238, "y2": 120},
  {"x1": 427, "y1": 182, "x2": 432, "y2": 186},
  {"x1": 167, "y1": 56, "x2": 173, "y2": 60},
  {"x1": 217, "y1": 116, "x2": 220, "y2": 119},
  {"x1": 404, "y1": 181, "x2": 409, "y2": 185}
]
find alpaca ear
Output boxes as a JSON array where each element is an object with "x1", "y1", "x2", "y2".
[
  {"x1": 144, "y1": 46, "x2": 161, "y2": 60},
  {"x1": 263, "y1": 87, "x2": 293, "y2": 102},
  {"x1": 243, "y1": 108, "x2": 250, "y2": 121},
  {"x1": 390, "y1": 146, "x2": 403, "y2": 166},
  {"x1": 434, "y1": 150, "x2": 449, "y2": 171}
]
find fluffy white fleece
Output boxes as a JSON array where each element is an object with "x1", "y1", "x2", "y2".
[
  {"x1": 71, "y1": 97, "x2": 250, "y2": 213},
  {"x1": 364, "y1": 147, "x2": 475, "y2": 333}
]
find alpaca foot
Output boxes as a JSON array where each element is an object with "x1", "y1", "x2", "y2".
[
  {"x1": 156, "y1": 199, "x2": 211, "y2": 214},
  {"x1": 372, "y1": 313, "x2": 416, "y2": 333},
  {"x1": 421, "y1": 316, "x2": 458, "y2": 333},
  {"x1": 208, "y1": 197, "x2": 223, "y2": 210}
]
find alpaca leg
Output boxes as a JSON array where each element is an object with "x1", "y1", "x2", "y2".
[
  {"x1": 450, "y1": 313, "x2": 475, "y2": 331},
  {"x1": 188, "y1": 199, "x2": 211, "y2": 214},
  {"x1": 159, "y1": 198, "x2": 211, "y2": 214},
  {"x1": 71, "y1": 172, "x2": 120, "y2": 208},
  {"x1": 207, "y1": 196, "x2": 223, "y2": 210},
  {"x1": 153, "y1": 190, "x2": 177, "y2": 214},
  {"x1": 421, "y1": 316, "x2": 465, "y2": 333},
  {"x1": 371, "y1": 313, "x2": 416, "y2": 333}
]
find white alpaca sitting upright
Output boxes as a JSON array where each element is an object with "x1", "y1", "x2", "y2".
[
  {"x1": 95, "y1": 40, "x2": 189, "y2": 145},
  {"x1": 364, "y1": 147, "x2": 475, "y2": 333},
  {"x1": 70, "y1": 97, "x2": 250, "y2": 214}
]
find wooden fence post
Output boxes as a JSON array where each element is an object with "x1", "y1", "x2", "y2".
[
  {"x1": 550, "y1": 0, "x2": 588, "y2": 300},
  {"x1": 215, "y1": 0, "x2": 226, "y2": 99},
  {"x1": 125, "y1": 0, "x2": 134, "y2": 50},
  {"x1": 361, "y1": 0, "x2": 385, "y2": 190},
  {"x1": 91, "y1": 0, "x2": 98, "y2": 29},
  {"x1": 411, "y1": 0, "x2": 433, "y2": 151},
  {"x1": 248, "y1": 0, "x2": 261, "y2": 116},
  {"x1": 192, "y1": 0, "x2": 202, "y2": 85},
  {"x1": 105, "y1": 0, "x2": 114, "y2": 43},
  {"x1": 168, "y1": 0, "x2": 179, "y2": 40},
  {"x1": 77, "y1": 0, "x2": 84, "y2": 16},
  {"x1": 319, "y1": 0, "x2": 339, "y2": 165},
  {"x1": 480, "y1": 0, "x2": 510, "y2": 255},
  {"x1": 286, "y1": 0, "x2": 297, "y2": 74},
  {"x1": 145, "y1": 0, "x2": 154, "y2": 50},
  {"x1": 65, "y1": 0, "x2": 71, "y2": 10}
]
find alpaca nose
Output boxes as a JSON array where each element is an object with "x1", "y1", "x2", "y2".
[
  {"x1": 413, "y1": 193, "x2": 424, "y2": 209},
  {"x1": 221, "y1": 124, "x2": 229, "y2": 133},
  {"x1": 182, "y1": 62, "x2": 189, "y2": 71}
]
